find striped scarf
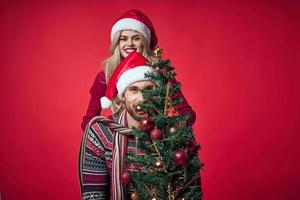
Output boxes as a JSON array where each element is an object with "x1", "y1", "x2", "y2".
[
  {"x1": 112, "y1": 109, "x2": 129, "y2": 200},
  {"x1": 82, "y1": 109, "x2": 133, "y2": 199}
]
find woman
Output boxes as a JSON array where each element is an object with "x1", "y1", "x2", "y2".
[{"x1": 81, "y1": 9, "x2": 195, "y2": 130}]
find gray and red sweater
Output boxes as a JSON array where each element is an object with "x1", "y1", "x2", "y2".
[{"x1": 79, "y1": 110, "x2": 145, "y2": 199}]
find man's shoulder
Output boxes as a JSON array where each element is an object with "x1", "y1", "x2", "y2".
[
  {"x1": 86, "y1": 116, "x2": 115, "y2": 141},
  {"x1": 85, "y1": 116, "x2": 114, "y2": 150},
  {"x1": 86, "y1": 111, "x2": 124, "y2": 134}
]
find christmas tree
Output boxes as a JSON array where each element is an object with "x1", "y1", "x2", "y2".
[{"x1": 123, "y1": 48, "x2": 203, "y2": 200}]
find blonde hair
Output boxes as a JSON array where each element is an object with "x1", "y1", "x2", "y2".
[
  {"x1": 102, "y1": 30, "x2": 154, "y2": 84},
  {"x1": 111, "y1": 95, "x2": 123, "y2": 114},
  {"x1": 102, "y1": 30, "x2": 154, "y2": 114}
]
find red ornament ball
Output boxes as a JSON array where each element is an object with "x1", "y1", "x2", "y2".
[
  {"x1": 174, "y1": 150, "x2": 188, "y2": 166},
  {"x1": 140, "y1": 117, "x2": 154, "y2": 132},
  {"x1": 150, "y1": 128, "x2": 163, "y2": 140},
  {"x1": 186, "y1": 141, "x2": 196, "y2": 152},
  {"x1": 121, "y1": 172, "x2": 131, "y2": 184}
]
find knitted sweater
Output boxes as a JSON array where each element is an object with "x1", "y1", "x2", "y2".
[{"x1": 79, "y1": 110, "x2": 140, "y2": 199}]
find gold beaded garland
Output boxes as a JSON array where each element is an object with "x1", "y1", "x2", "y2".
[
  {"x1": 131, "y1": 192, "x2": 139, "y2": 200},
  {"x1": 169, "y1": 126, "x2": 176, "y2": 134},
  {"x1": 135, "y1": 105, "x2": 145, "y2": 115},
  {"x1": 155, "y1": 159, "x2": 163, "y2": 168}
]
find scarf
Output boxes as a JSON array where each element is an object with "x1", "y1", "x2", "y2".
[{"x1": 81, "y1": 109, "x2": 133, "y2": 199}]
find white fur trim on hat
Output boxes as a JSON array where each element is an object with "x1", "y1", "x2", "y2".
[
  {"x1": 116, "y1": 66, "x2": 152, "y2": 98},
  {"x1": 100, "y1": 96, "x2": 112, "y2": 109},
  {"x1": 111, "y1": 18, "x2": 151, "y2": 44}
]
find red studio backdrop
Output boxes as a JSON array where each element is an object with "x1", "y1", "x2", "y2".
[{"x1": 1, "y1": 1, "x2": 299, "y2": 200}]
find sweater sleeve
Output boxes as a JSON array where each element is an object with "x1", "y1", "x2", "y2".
[
  {"x1": 81, "y1": 71, "x2": 107, "y2": 131},
  {"x1": 79, "y1": 123, "x2": 111, "y2": 199},
  {"x1": 171, "y1": 78, "x2": 196, "y2": 126}
]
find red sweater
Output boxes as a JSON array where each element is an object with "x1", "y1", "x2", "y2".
[{"x1": 81, "y1": 71, "x2": 196, "y2": 130}]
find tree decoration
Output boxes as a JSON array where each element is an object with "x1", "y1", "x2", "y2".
[
  {"x1": 121, "y1": 171, "x2": 131, "y2": 184},
  {"x1": 131, "y1": 192, "x2": 139, "y2": 200},
  {"x1": 153, "y1": 46, "x2": 163, "y2": 57},
  {"x1": 150, "y1": 128, "x2": 163, "y2": 140},
  {"x1": 135, "y1": 104, "x2": 146, "y2": 115},
  {"x1": 155, "y1": 159, "x2": 163, "y2": 168},
  {"x1": 169, "y1": 126, "x2": 177, "y2": 134},
  {"x1": 166, "y1": 106, "x2": 180, "y2": 118},
  {"x1": 125, "y1": 47, "x2": 203, "y2": 199},
  {"x1": 154, "y1": 157, "x2": 165, "y2": 170},
  {"x1": 186, "y1": 140, "x2": 197, "y2": 152},
  {"x1": 173, "y1": 150, "x2": 188, "y2": 166},
  {"x1": 140, "y1": 117, "x2": 155, "y2": 132}
]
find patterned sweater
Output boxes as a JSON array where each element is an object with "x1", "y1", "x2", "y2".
[{"x1": 79, "y1": 110, "x2": 139, "y2": 200}]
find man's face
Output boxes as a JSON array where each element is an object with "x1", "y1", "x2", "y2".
[{"x1": 123, "y1": 80, "x2": 154, "y2": 121}]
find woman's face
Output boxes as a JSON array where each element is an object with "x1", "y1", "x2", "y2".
[{"x1": 118, "y1": 30, "x2": 143, "y2": 58}]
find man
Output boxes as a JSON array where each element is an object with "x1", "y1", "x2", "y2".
[
  {"x1": 79, "y1": 52, "x2": 155, "y2": 199},
  {"x1": 79, "y1": 52, "x2": 200, "y2": 200}
]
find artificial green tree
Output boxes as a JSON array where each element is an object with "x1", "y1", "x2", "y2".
[{"x1": 124, "y1": 48, "x2": 203, "y2": 200}]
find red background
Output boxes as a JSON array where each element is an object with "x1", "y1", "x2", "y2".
[{"x1": 1, "y1": 1, "x2": 300, "y2": 199}]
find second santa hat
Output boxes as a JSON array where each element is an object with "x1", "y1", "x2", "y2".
[{"x1": 100, "y1": 52, "x2": 153, "y2": 109}]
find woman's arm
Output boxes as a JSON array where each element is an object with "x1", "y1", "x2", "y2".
[
  {"x1": 171, "y1": 78, "x2": 196, "y2": 126},
  {"x1": 81, "y1": 71, "x2": 107, "y2": 131}
]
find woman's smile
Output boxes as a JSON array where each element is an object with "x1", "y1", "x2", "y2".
[{"x1": 124, "y1": 47, "x2": 137, "y2": 54}]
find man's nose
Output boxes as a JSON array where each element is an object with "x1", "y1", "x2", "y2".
[{"x1": 136, "y1": 91, "x2": 144, "y2": 102}]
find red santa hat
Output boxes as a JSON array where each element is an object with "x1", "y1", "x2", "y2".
[
  {"x1": 101, "y1": 52, "x2": 153, "y2": 109},
  {"x1": 111, "y1": 9, "x2": 158, "y2": 50}
]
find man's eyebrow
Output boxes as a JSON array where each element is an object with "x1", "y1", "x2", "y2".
[
  {"x1": 144, "y1": 85, "x2": 153, "y2": 89},
  {"x1": 128, "y1": 85, "x2": 139, "y2": 89}
]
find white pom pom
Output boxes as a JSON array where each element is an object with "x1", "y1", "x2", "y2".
[{"x1": 100, "y1": 96, "x2": 112, "y2": 109}]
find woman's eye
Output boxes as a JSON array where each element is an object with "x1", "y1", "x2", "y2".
[{"x1": 134, "y1": 37, "x2": 140, "y2": 41}]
